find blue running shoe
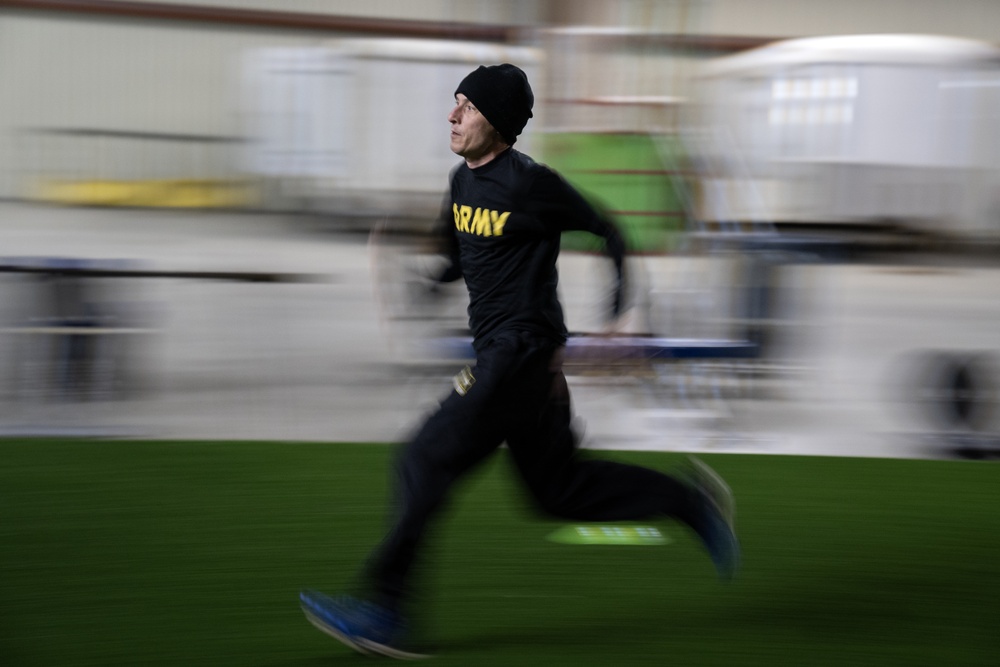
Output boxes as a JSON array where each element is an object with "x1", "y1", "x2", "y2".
[
  {"x1": 299, "y1": 590, "x2": 428, "y2": 660},
  {"x1": 685, "y1": 457, "x2": 740, "y2": 581}
]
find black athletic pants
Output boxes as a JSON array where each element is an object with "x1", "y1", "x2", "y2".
[{"x1": 366, "y1": 330, "x2": 697, "y2": 607}]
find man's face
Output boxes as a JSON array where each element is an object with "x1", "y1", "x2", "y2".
[{"x1": 448, "y1": 93, "x2": 504, "y2": 165}]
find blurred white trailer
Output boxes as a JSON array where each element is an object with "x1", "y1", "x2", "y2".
[
  {"x1": 691, "y1": 34, "x2": 1000, "y2": 239},
  {"x1": 242, "y1": 39, "x2": 541, "y2": 222}
]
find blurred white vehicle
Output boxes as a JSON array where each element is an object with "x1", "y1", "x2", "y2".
[
  {"x1": 691, "y1": 34, "x2": 1000, "y2": 241},
  {"x1": 242, "y1": 38, "x2": 541, "y2": 223}
]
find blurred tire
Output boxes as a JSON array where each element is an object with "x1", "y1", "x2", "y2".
[{"x1": 908, "y1": 350, "x2": 997, "y2": 433}]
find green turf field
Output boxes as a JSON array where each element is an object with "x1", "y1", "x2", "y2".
[{"x1": 2, "y1": 440, "x2": 998, "y2": 666}]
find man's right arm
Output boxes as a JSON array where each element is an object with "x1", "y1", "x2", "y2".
[{"x1": 432, "y1": 193, "x2": 463, "y2": 284}]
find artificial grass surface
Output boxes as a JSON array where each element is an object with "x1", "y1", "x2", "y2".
[{"x1": 1, "y1": 439, "x2": 998, "y2": 666}]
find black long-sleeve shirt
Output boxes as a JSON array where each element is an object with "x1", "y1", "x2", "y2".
[{"x1": 437, "y1": 148, "x2": 626, "y2": 350}]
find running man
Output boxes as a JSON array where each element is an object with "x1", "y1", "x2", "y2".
[{"x1": 300, "y1": 63, "x2": 739, "y2": 659}]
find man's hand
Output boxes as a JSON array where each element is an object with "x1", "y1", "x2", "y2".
[{"x1": 599, "y1": 309, "x2": 635, "y2": 337}]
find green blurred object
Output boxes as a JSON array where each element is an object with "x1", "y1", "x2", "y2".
[
  {"x1": 2, "y1": 440, "x2": 999, "y2": 666},
  {"x1": 546, "y1": 524, "x2": 670, "y2": 546},
  {"x1": 538, "y1": 132, "x2": 689, "y2": 255}
]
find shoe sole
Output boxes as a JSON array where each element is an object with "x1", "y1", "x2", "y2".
[
  {"x1": 301, "y1": 606, "x2": 373, "y2": 656},
  {"x1": 688, "y1": 456, "x2": 736, "y2": 528},
  {"x1": 355, "y1": 636, "x2": 430, "y2": 660},
  {"x1": 687, "y1": 457, "x2": 740, "y2": 581},
  {"x1": 301, "y1": 602, "x2": 430, "y2": 661}
]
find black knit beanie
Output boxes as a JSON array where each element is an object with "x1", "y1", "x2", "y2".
[{"x1": 455, "y1": 63, "x2": 534, "y2": 145}]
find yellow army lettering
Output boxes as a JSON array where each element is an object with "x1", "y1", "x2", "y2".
[{"x1": 453, "y1": 204, "x2": 511, "y2": 237}]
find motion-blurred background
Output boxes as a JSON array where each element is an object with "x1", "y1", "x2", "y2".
[{"x1": 0, "y1": 0, "x2": 998, "y2": 458}]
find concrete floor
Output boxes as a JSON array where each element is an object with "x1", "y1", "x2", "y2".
[{"x1": 1, "y1": 201, "x2": 997, "y2": 460}]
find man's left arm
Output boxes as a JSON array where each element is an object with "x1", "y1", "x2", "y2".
[{"x1": 527, "y1": 169, "x2": 628, "y2": 320}]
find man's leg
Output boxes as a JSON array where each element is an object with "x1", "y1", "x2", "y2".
[
  {"x1": 365, "y1": 386, "x2": 504, "y2": 609},
  {"x1": 507, "y1": 366, "x2": 697, "y2": 522},
  {"x1": 301, "y1": 337, "x2": 518, "y2": 657},
  {"x1": 504, "y1": 342, "x2": 739, "y2": 578},
  {"x1": 301, "y1": 394, "x2": 500, "y2": 660}
]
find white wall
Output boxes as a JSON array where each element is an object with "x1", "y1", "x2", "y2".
[
  {"x1": 0, "y1": 14, "x2": 324, "y2": 196},
  {"x1": 0, "y1": 1, "x2": 544, "y2": 199},
  {"x1": 4, "y1": 0, "x2": 1000, "y2": 201}
]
